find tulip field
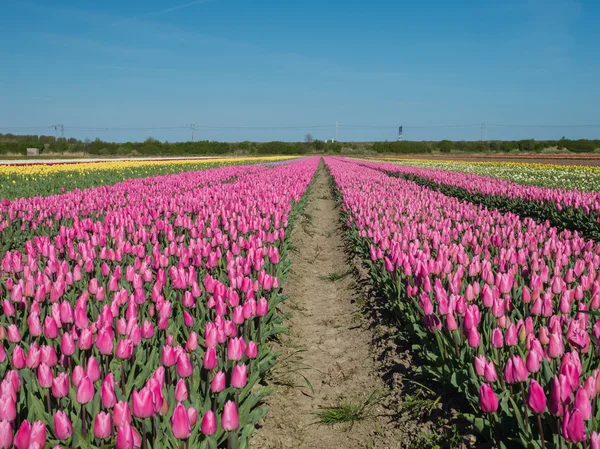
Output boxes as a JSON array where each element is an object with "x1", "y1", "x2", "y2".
[
  {"x1": 0, "y1": 157, "x2": 317, "y2": 448},
  {"x1": 327, "y1": 157, "x2": 600, "y2": 448},
  {"x1": 1, "y1": 154, "x2": 600, "y2": 448}
]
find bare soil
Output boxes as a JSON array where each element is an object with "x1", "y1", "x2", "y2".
[{"x1": 252, "y1": 163, "x2": 404, "y2": 449}]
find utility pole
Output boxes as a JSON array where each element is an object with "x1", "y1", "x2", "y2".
[
  {"x1": 190, "y1": 123, "x2": 199, "y2": 142},
  {"x1": 336, "y1": 121, "x2": 339, "y2": 142},
  {"x1": 53, "y1": 124, "x2": 64, "y2": 140}
]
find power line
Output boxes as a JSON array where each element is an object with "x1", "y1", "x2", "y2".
[
  {"x1": 488, "y1": 124, "x2": 600, "y2": 128},
  {"x1": 339, "y1": 124, "x2": 482, "y2": 129},
  {"x1": 2, "y1": 122, "x2": 600, "y2": 133}
]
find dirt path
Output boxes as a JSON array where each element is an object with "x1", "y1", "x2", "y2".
[{"x1": 253, "y1": 162, "x2": 402, "y2": 449}]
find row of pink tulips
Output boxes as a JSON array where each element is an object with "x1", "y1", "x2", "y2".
[
  {"x1": 359, "y1": 160, "x2": 600, "y2": 216},
  {"x1": 0, "y1": 157, "x2": 319, "y2": 448},
  {"x1": 326, "y1": 157, "x2": 600, "y2": 448}
]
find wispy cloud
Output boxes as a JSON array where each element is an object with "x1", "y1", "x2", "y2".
[{"x1": 142, "y1": 0, "x2": 216, "y2": 18}]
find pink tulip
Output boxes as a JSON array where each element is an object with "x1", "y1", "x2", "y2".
[
  {"x1": 186, "y1": 332, "x2": 199, "y2": 352},
  {"x1": 96, "y1": 329, "x2": 114, "y2": 355},
  {"x1": 504, "y1": 355, "x2": 528, "y2": 384},
  {"x1": 483, "y1": 362, "x2": 497, "y2": 383},
  {"x1": 53, "y1": 411, "x2": 73, "y2": 440},
  {"x1": 464, "y1": 327, "x2": 479, "y2": 347},
  {"x1": 141, "y1": 321, "x2": 154, "y2": 339},
  {"x1": 479, "y1": 384, "x2": 498, "y2": 413},
  {"x1": 116, "y1": 339, "x2": 134, "y2": 360},
  {"x1": 174, "y1": 379, "x2": 188, "y2": 402},
  {"x1": 256, "y1": 297, "x2": 268, "y2": 317},
  {"x1": 12, "y1": 346, "x2": 26, "y2": 369},
  {"x1": 187, "y1": 407, "x2": 198, "y2": 426},
  {"x1": 574, "y1": 388, "x2": 592, "y2": 420},
  {"x1": 94, "y1": 412, "x2": 113, "y2": 439},
  {"x1": 132, "y1": 388, "x2": 154, "y2": 418},
  {"x1": 547, "y1": 333, "x2": 564, "y2": 359},
  {"x1": 203, "y1": 347, "x2": 218, "y2": 370},
  {"x1": 474, "y1": 355, "x2": 486, "y2": 377},
  {"x1": 491, "y1": 328, "x2": 504, "y2": 348},
  {"x1": 527, "y1": 380, "x2": 546, "y2": 414},
  {"x1": 171, "y1": 403, "x2": 191, "y2": 440},
  {"x1": 231, "y1": 364, "x2": 247, "y2": 389},
  {"x1": 563, "y1": 409, "x2": 586, "y2": 443},
  {"x1": 177, "y1": 352, "x2": 193, "y2": 378},
  {"x1": 76, "y1": 376, "x2": 94, "y2": 404},
  {"x1": 52, "y1": 372, "x2": 69, "y2": 399},
  {"x1": 505, "y1": 324, "x2": 517, "y2": 346},
  {"x1": 0, "y1": 395, "x2": 16, "y2": 422},
  {"x1": 7, "y1": 324, "x2": 21, "y2": 343},
  {"x1": 115, "y1": 422, "x2": 136, "y2": 449},
  {"x1": 526, "y1": 350, "x2": 541, "y2": 374},
  {"x1": 43, "y1": 317, "x2": 59, "y2": 339},
  {"x1": 86, "y1": 356, "x2": 101, "y2": 382},
  {"x1": 221, "y1": 400, "x2": 239, "y2": 431},
  {"x1": 60, "y1": 333, "x2": 76, "y2": 356},
  {"x1": 101, "y1": 374, "x2": 116, "y2": 408},
  {"x1": 246, "y1": 341, "x2": 258, "y2": 359},
  {"x1": 13, "y1": 420, "x2": 31, "y2": 449},
  {"x1": 72, "y1": 365, "x2": 85, "y2": 387},
  {"x1": 0, "y1": 420, "x2": 13, "y2": 449},
  {"x1": 78, "y1": 328, "x2": 93, "y2": 350},
  {"x1": 591, "y1": 432, "x2": 600, "y2": 449},
  {"x1": 211, "y1": 371, "x2": 226, "y2": 393},
  {"x1": 114, "y1": 401, "x2": 132, "y2": 427},
  {"x1": 37, "y1": 363, "x2": 53, "y2": 388},
  {"x1": 161, "y1": 345, "x2": 177, "y2": 367},
  {"x1": 201, "y1": 410, "x2": 217, "y2": 436},
  {"x1": 18, "y1": 420, "x2": 45, "y2": 449}
]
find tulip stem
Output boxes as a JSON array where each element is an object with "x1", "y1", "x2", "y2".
[
  {"x1": 152, "y1": 417, "x2": 156, "y2": 444},
  {"x1": 537, "y1": 415, "x2": 545, "y2": 449},
  {"x1": 81, "y1": 404, "x2": 87, "y2": 438},
  {"x1": 520, "y1": 383, "x2": 530, "y2": 434},
  {"x1": 46, "y1": 389, "x2": 52, "y2": 415},
  {"x1": 121, "y1": 360, "x2": 126, "y2": 395},
  {"x1": 142, "y1": 419, "x2": 148, "y2": 449}
]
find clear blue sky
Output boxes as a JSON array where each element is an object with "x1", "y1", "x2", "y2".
[{"x1": 1, "y1": 0, "x2": 600, "y2": 142}]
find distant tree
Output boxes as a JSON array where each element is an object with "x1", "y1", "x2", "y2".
[
  {"x1": 312, "y1": 139, "x2": 325, "y2": 152},
  {"x1": 304, "y1": 133, "x2": 314, "y2": 144},
  {"x1": 438, "y1": 140, "x2": 454, "y2": 153}
]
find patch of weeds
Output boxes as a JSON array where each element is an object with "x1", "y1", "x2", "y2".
[
  {"x1": 324, "y1": 230, "x2": 334, "y2": 238},
  {"x1": 301, "y1": 212, "x2": 313, "y2": 224},
  {"x1": 318, "y1": 268, "x2": 353, "y2": 282},
  {"x1": 267, "y1": 350, "x2": 314, "y2": 395},
  {"x1": 399, "y1": 380, "x2": 441, "y2": 417},
  {"x1": 311, "y1": 245, "x2": 322, "y2": 263},
  {"x1": 312, "y1": 391, "x2": 382, "y2": 428},
  {"x1": 352, "y1": 310, "x2": 365, "y2": 323},
  {"x1": 408, "y1": 425, "x2": 462, "y2": 449}
]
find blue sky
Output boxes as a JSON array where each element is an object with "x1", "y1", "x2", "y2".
[{"x1": 1, "y1": 0, "x2": 599, "y2": 142}]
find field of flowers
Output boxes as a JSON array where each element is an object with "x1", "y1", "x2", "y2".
[
  {"x1": 374, "y1": 158, "x2": 600, "y2": 191},
  {"x1": 0, "y1": 157, "x2": 318, "y2": 448},
  {"x1": 2, "y1": 153, "x2": 599, "y2": 448},
  {"x1": 327, "y1": 156, "x2": 600, "y2": 448},
  {"x1": 360, "y1": 160, "x2": 600, "y2": 243},
  {"x1": 0, "y1": 157, "x2": 297, "y2": 200}
]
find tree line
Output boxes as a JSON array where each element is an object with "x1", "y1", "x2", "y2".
[{"x1": 0, "y1": 133, "x2": 598, "y2": 156}]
